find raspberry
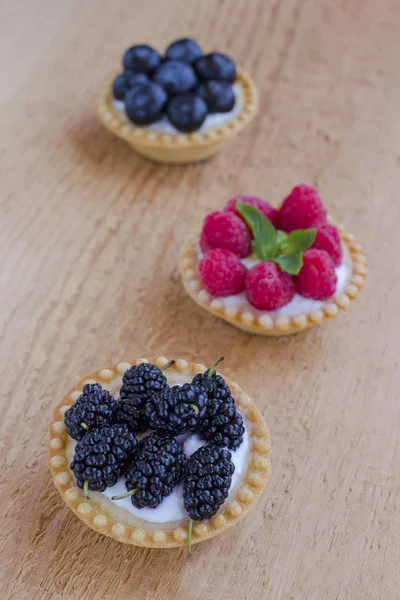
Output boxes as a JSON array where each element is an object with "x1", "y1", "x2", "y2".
[
  {"x1": 199, "y1": 230, "x2": 211, "y2": 253},
  {"x1": 245, "y1": 262, "x2": 295, "y2": 310},
  {"x1": 199, "y1": 248, "x2": 247, "y2": 297},
  {"x1": 224, "y1": 195, "x2": 279, "y2": 227},
  {"x1": 312, "y1": 224, "x2": 343, "y2": 266},
  {"x1": 278, "y1": 184, "x2": 327, "y2": 232},
  {"x1": 295, "y1": 249, "x2": 337, "y2": 300},
  {"x1": 201, "y1": 210, "x2": 252, "y2": 258}
]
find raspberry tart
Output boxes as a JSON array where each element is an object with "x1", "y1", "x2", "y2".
[
  {"x1": 48, "y1": 357, "x2": 271, "y2": 549},
  {"x1": 97, "y1": 38, "x2": 258, "y2": 163},
  {"x1": 180, "y1": 185, "x2": 367, "y2": 335}
]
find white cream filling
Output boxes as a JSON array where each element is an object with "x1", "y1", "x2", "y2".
[
  {"x1": 113, "y1": 83, "x2": 243, "y2": 135},
  {"x1": 66, "y1": 369, "x2": 250, "y2": 524},
  {"x1": 198, "y1": 244, "x2": 352, "y2": 317}
]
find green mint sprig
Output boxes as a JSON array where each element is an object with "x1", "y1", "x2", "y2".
[{"x1": 236, "y1": 201, "x2": 316, "y2": 275}]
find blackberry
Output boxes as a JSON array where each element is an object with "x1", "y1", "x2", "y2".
[
  {"x1": 192, "y1": 357, "x2": 231, "y2": 401},
  {"x1": 199, "y1": 397, "x2": 244, "y2": 450},
  {"x1": 144, "y1": 384, "x2": 208, "y2": 435},
  {"x1": 113, "y1": 434, "x2": 185, "y2": 508},
  {"x1": 113, "y1": 397, "x2": 146, "y2": 434},
  {"x1": 64, "y1": 383, "x2": 117, "y2": 441},
  {"x1": 70, "y1": 424, "x2": 137, "y2": 496},
  {"x1": 119, "y1": 362, "x2": 170, "y2": 431},
  {"x1": 192, "y1": 357, "x2": 244, "y2": 450},
  {"x1": 183, "y1": 445, "x2": 234, "y2": 521}
]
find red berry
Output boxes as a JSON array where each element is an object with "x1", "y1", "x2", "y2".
[
  {"x1": 199, "y1": 248, "x2": 247, "y2": 297},
  {"x1": 201, "y1": 210, "x2": 252, "y2": 258},
  {"x1": 278, "y1": 184, "x2": 327, "y2": 232},
  {"x1": 245, "y1": 262, "x2": 295, "y2": 310},
  {"x1": 199, "y1": 230, "x2": 211, "y2": 253},
  {"x1": 312, "y1": 224, "x2": 342, "y2": 266},
  {"x1": 295, "y1": 249, "x2": 337, "y2": 300},
  {"x1": 224, "y1": 195, "x2": 279, "y2": 227}
]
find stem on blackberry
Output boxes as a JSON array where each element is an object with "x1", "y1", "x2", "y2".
[
  {"x1": 111, "y1": 488, "x2": 138, "y2": 501},
  {"x1": 190, "y1": 404, "x2": 199, "y2": 416},
  {"x1": 81, "y1": 423, "x2": 89, "y2": 430},
  {"x1": 162, "y1": 360, "x2": 175, "y2": 371},
  {"x1": 187, "y1": 519, "x2": 193, "y2": 555},
  {"x1": 83, "y1": 480, "x2": 89, "y2": 499},
  {"x1": 207, "y1": 356, "x2": 224, "y2": 379}
]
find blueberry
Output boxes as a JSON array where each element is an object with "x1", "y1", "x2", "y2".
[
  {"x1": 153, "y1": 61, "x2": 197, "y2": 96},
  {"x1": 194, "y1": 52, "x2": 236, "y2": 83},
  {"x1": 125, "y1": 82, "x2": 167, "y2": 125},
  {"x1": 165, "y1": 38, "x2": 203, "y2": 64},
  {"x1": 196, "y1": 80, "x2": 235, "y2": 113},
  {"x1": 112, "y1": 72, "x2": 150, "y2": 100},
  {"x1": 123, "y1": 44, "x2": 161, "y2": 74},
  {"x1": 167, "y1": 94, "x2": 208, "y2": 133}
]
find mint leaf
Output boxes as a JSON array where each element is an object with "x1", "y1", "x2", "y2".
[
  {"x1": 285, "y1": 228, "x2": 316, "y2": 253},
  {"x1": 275, "y1": 252, "x2": 303, "y2": 275},
  {"x1": 236, "y1": 201, "x2": 277, "y2": 260},
  {"x1": 276, "y1": 230, "x2": 288, "y2": 254}
]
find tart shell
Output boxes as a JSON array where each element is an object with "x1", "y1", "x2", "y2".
[
  {"x1": 96, "y1": 70, "x2": 258, "y2": 164},
  {"x1": 179, "y1": 226, "x2": 367, "y2": 336},
  {"x1": 48, "y1": 357, "x2": 271, "y2": 548}
]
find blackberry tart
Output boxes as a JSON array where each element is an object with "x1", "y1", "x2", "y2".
[
  {"x1": 96, "y1": 38, "x2": 258, "y2": 163},
  {"x1": 179, "y1": 186, "x2": 367, "y2": 335},
  {"x1": 48, "y1": 357, "x2": 271, "y2": 548}
]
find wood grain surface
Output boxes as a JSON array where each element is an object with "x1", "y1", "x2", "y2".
[{"x1": 0, "y1": 0, "x2": 398, "y2": 598}]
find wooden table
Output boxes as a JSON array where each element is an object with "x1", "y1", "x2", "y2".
[{"x1": 1, "y1": 1, "x2": 398, "y2": 598}]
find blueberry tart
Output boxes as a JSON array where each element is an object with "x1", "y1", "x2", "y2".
[
  {"x1": 179, "y1": 186, "x2": 367, "y2": 336},
  {"x1": 48, "y1": 357, "x2": 271, "y2": 548},
  {"x1": 97, "y1": 38, "x2": 258, "y2": 163}
]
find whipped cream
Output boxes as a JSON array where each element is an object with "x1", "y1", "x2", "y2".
[
  {"x1": 66, "y1": 369, "x2": 250, "y2": 525},
  {"x1": 198, "y1": 245, "x2": 352, "y2": 317},
  {"x1": 112, "y1": 83, "x2": 243, "y2": 135}
]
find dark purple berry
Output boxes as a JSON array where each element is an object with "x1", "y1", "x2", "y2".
[
  {"x1": 70, "y1": 424, "x2": 137, "y2": 493},
  {"x1": 165, "y1": 38, "x2": 203, "y2": 64},
  {"x1": 196, "y1": 80, "x2": 235, "y2": 113},
  {"x1": 183, "y1": 445, "x2": 234, "y2": 520},
  {"x1": 112, "y1": 72, "x2": 150, "y2": 100},
  {"x1": 144, "y1": 384, "x2": 208, "y2": 435},
  {"x1": 153, "y1": 60, "x2": 197, "y2": 96},
  {"x1": 167, "y1": 94, "x2": 208, "y2": 133},
  {"x1": 121, "y1": 434, "x2": 186, "y2": 509},
  {"x1": 64, "y1": 384, "x2": 117, "y2": 441},
  {"x1": 123, "y1": 44, "x2": 161, "y2": 74},
  {"x1": 125, "y1": 82, "x2": 167, "y2": 125},
  {"x1": 194, "y1": 52, "x2": 236, "y2": 83}
]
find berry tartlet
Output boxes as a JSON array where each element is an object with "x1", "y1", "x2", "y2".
[
  {"x1": 180, "y1": 186, "x2": 367, "y2": 336},
  {"x1": 96, "y1": 38, "x2": 258, "y2": 163},
  {"x1": 48, "y1": 357, "x2": 271, "y2": 549}
]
